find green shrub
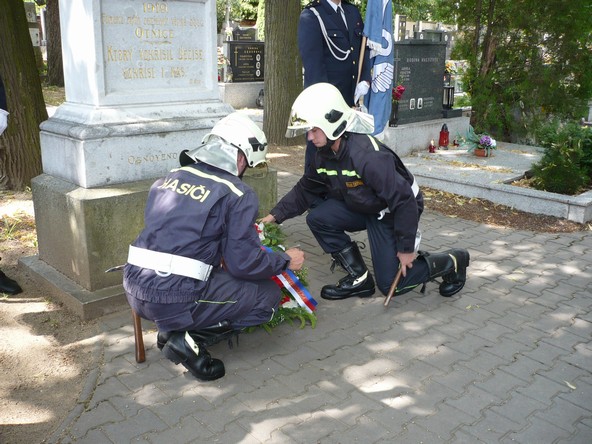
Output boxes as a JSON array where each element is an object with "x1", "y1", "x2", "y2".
[
  {"x1": 531, "y1": 122, "x2": 591, "y2": 195},
  {"x1": 454, "y1": 94, "x2": 471, "y2": 108}
]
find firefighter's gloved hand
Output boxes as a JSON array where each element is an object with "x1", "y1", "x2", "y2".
[
  {"x1": 0, "y1": 109, "x2": 8, "y2": 136},
  {"x1": 354, "y1": 81, "x2": 370, "y2": 104}
]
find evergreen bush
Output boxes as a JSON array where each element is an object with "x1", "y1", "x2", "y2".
[{"x1": 531, "y1": 122, "x2": 591, "y2": 195}]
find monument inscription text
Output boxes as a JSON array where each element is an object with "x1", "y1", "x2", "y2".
[{"x1": 101, "y1": 0, "x2": 209, "y2": 92}]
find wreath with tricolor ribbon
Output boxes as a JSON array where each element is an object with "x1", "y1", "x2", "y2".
[{"x1": 246, "y1": 223, "x2": 317, "y2": 332}]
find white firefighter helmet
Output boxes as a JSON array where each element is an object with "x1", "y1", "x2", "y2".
[
  {"x1": 285, "y1": 83, "x2": 374, "y2": 139},
  {"x1": 181, "y1": 112, "x2": 267, "y2": 176}
]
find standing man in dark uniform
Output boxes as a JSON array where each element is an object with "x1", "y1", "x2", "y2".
[
  {"x1": 261, "y1": 83, "x2": 470, "y2": 302},
  {"x1": 298, "y1": 0, "x2": 373, "y2": 172},
  {"x1": 124, "y1": 113, "x2": 305, "y2": 381},
  {"x1": 298, "y1": 0, "x2": 371, "y2": 107}
]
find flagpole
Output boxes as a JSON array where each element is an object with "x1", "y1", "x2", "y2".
[
  {"x1": 356, "y1": 36, "x2": 367, "y2": 107},
  {"x1": 357, "y1": 36, "x2": 367, "y2": 85}
]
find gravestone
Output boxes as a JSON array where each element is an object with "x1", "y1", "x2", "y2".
[
  {"x1": 226, "y1": 41, "x2": 264, "y2": 83},
  {"x1": 22, "y1": 0, "x2": 233, "y2": 320},
  {"x1": 414, "y1": 29, "x2": 455, "y2": 59},
  {"x1": 219, "y1": 25, "x2": 264, "y2": 108},
  {"x1": 232, "y1": 27, "x2": 257, "y2": 42},
  {"x1": 393, "y1": 39, "x2": 446, "y2": 124}
]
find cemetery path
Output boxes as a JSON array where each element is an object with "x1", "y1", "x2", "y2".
[{"x1": 0, "y1": 147, "x2": 589, "y2": 443}]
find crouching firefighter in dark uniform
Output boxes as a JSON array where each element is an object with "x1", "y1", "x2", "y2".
[
  {"x1": 261, "y1": 83, "x2": 469, "y2": 301},
  {"x1": 124, "y1": 113, "x2": 305, "y2": 381}
]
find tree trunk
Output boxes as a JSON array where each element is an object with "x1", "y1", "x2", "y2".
[
  {"x1": 479, "y1": 0, "x2": 497, "y2": 77},
  {"x1": 473, "y1": 0, "x2": 483, "y2": 55},
  {"x1": 46, "y1": 0, "x2": 64, "y2": 87},
  {"x1": 0, "y1": 0, "x2": 45, "y2": 190},
  {"x1": 263, "y1": 0, "x2": 302, "y2": 146}
]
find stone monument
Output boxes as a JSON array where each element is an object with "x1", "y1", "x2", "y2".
[
  {"x1": 218, "y1": 26, "x2": 264, "y2": 109},
  {"x1": 382, "y1": 37, "x2": 469, "y2": 155},
  {"x1": 393, "y1": 39, "x2": 447, "y2": 124},
  {"x1": 22, "y1": 0, "x2": 233, "y2": 319}
]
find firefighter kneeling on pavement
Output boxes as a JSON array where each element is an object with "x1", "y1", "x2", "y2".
[
  {"x1": 124, "y1": 113, "x2": 305, "y2": 381},
  {"x1": 261, "y1": 83, "x2": 470, "y2": 301}
]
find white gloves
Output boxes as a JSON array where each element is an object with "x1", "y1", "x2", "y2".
[
  {"x1": 0, "y1": 109, "x2": 8, "y2": 136},
  {"x1": 354, "y1": 81, "x2": 370, "y2": 104}
]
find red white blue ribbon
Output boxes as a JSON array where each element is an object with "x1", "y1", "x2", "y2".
[
  {"x1": 261, "y1": 245, "x2": 317, "y2": 313},
  {"x1": 272, "y1": 268, "x2": 317, "y2": 313}
]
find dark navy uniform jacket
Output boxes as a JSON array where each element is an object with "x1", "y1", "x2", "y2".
[
  {"x1": 0, "y1": 76, "x2": 7, "y2": 111},
  {"x1": 269, "y1": 133, "x2": 423, "y2": 254},
  {"x1": 299, "y1": 0, "x2": 371, "y2": 107},
  {"x1": 124, "y1": 162, "x2": 290, "y2": 304}
]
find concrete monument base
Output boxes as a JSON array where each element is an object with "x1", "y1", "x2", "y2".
[
  {"x1": 19, "y1": 256, "x2": 127, "y2": 320},
  {"x1": 21, "y1": 169, "x2": 277, "y2": 321},
  {"x1": 381, "y1": 116, "x2": 470, "y2": 156},
  {"x1": 219, "y1": 82, "x2": 264, "y2": 109}
]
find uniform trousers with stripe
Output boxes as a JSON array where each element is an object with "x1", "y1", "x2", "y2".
[
  {"x1": 306, "y1": 198, "x2": 429, "y2": 296},
  {"x1": 126, "y1": 270, "x2": 281, "y2": 333}
]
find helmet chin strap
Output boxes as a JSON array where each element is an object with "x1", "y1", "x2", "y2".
[{"x1": 318, "y1": 138, "x2": 337, "y2": 153}]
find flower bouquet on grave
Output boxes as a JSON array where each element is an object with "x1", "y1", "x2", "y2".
[
  {"x1": 389, "y1": 84, "x2": 406, "y2": 127},
  {"x1": 462, "y1": 126, "x2": 497, "y2": 157},
  {"x1": 245, "y1": 223, "x2": 317, "y2": 333}
]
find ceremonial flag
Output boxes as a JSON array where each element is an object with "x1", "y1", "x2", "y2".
[{"x1": 363, "y1": 0, "x2": 394, "y2": 136}]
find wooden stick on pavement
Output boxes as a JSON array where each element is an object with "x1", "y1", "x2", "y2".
[{"x1": 384, "y1": 268, "x2": 403, "y2": 307}]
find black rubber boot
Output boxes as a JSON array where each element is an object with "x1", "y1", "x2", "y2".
[
  {"x1": 420, "y1": 249, "x2": 470, "y2": 297},
  {"x1": 321, "y1": 242, "x2": 376, "y2": 300},
  {"x1": 162, "y1": 332, "x2": 225, "y2": 381},
  {"x1": 157, "y1": 331, "x2": 173, "y2": 350},
  {"x1": 188, "y1": 321, "x2": 240, "y2": 348},
  {"x1": 157, "y1": 320, "x2": 239, "y2": 350},
  {"x1": 0, "y1": 270, "x2": 22, "y2": 295}
]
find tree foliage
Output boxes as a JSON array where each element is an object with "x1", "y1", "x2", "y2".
[
  {"x1": 0, "y1": 0, "x2": 45, "y2": 190},
  {"x1": 450, "y1": 0, "x2": 592, "y2": 141}
]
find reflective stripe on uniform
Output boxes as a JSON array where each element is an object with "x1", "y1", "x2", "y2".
[
  {"x1": 316, "y1": 168, "x2": 361, "y2": 178},
  {"x1": 316, "y1": 167, "x2": 338, "y2": 176},
  {"x1": 171, "y1": 166, "x2": 244, "y2": 197},
  {"x1": 368, "y1": 135, "x2": 380, "y2": 151},
  {"x1": 127, "y1": 245, "x2": 213, "y2": 281}
]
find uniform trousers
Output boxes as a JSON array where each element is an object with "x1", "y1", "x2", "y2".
[
  {"x1": 306, "y1": 198, "x2": 429, "y2": 295},
  {"x1": 126, "y1": 269, "x2": 281, "y2": 333}
]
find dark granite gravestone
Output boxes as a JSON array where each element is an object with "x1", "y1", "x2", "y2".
[
  {"x1": 226, "y1": 41, "x2": 264, "y2": 83},
  {"x1": 232, "y1": 27, "x2": 258, "y2": 42},
  {"x1": 393, "y1": 39, "x2": 446, "y2": 124},
  {"x1": 414, "y1": 29, "x2": 455, "y2": 59}
]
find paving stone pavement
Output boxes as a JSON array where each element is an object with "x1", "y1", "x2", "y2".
[{"x1": 48, "y1": 169, "x2": 592, "y2": 444}]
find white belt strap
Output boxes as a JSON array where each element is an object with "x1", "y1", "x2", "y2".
[{"x1": 127, "y1": 245, "x2": 213, "y2": 281}]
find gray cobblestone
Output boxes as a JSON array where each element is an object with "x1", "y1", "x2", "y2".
[
  {"x1": 52, "y1": 166, "x2": 592, "y2": 443},
  {"x1": 501, "y1": 416, "x2": 572, "y2": 443},
  {"x1": 457, "y1": 409, "x2": 521, "y2": 442},
  {"x1": 101, "y1": 408, "x2": 168, "y2": 442}
]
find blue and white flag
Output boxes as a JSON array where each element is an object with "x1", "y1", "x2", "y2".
[{"x1": 363, "y1": 0, "x2": 394, "y2": 135}]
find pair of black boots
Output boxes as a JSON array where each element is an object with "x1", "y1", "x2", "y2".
[
  {"x1": 157, "y1": 321, "x2": 239, "y2": 381},
  {"x1": 321, "y1": 242, "x2": 470, "y2": 300}
]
